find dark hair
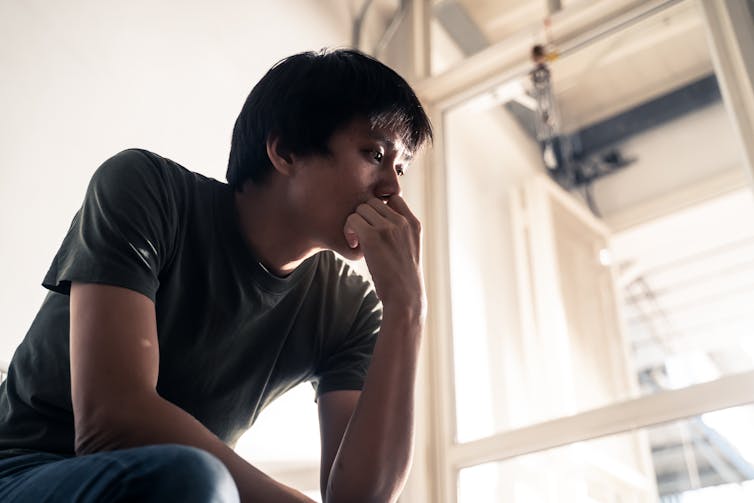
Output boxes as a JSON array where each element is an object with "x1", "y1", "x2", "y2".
[{"x1": 226, "y1": 48, "x2": 433, "y2": 189}]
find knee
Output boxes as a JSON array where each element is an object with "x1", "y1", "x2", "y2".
[{"x1": 141, "y1": 445, "x2": 239, "y2": 503}]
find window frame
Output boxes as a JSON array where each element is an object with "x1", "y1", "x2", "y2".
[{"x1": 410, "y1": 0, "x2": 754, "y2": 501}]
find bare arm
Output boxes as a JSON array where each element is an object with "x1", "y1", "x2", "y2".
[
  {"x1": 69, "y1": 282, "x2": 315, "y2": 503},
  {"x1": 320, "y1": 195, "x2": 424, "y2": 503}
]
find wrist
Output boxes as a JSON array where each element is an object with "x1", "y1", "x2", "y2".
[{"x1": 381, "y1": 297, "x2": 426, "y2": 327}]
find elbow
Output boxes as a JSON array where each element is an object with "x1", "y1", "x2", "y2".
[
  {"x1": 326, "y1": 489, "x2": 401, "y2": 503},
  {"x1": 73, "y1": 405, "x2": 130, "y2": 456},
  {"x1": 74, "y1": 427, "x2": 111, "y2": 456},
  {"x1": 74, "y1": 434, "x2": 102, "y2": 457},
  {"x1": 325, "y1": 449, "x2": 413, "y2": 503},
  {"x1": 72, "y1": 389, "x2": 160, "y2": 455},
  {"x1": 325, "y1": 472, "x2": 408, "y2": 503}
]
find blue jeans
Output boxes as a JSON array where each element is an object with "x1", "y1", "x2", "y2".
[{"x1": 0, "y1": 444, "x2": 240, "y2": 502}]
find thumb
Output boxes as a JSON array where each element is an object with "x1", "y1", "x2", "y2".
[
  {"x1": 343, "y1": 225, "x2": 359, "y2": 249},
  {"x1": 345, "y1": 212, "x2": 369, "y2": 249}
]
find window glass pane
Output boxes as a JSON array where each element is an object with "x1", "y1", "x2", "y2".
[
  {"x1": 303, "y1": 490, "x2": 323, "y2": 503},
  {"x1": 613, "y1": 190, "x2": 754, "y2": 394},
  {"x1": 444, "y1": 0, "x2": 754, "y2": 442},
  {"x1": 458, "y1": 405, "x2": 754, "y2": 502},
  {"x1": 235, "y1": 383, "x2": 320, "y2": 492}
]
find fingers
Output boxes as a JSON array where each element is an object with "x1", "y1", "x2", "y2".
[
  {"x1": 355, "y1": 202, "x2": 384, "y2": 226},
  {"x1": 385, "y1": 195, "x2": 414, "y2": 219},
  {"x1": 363, "y1": 196, "x2": 419, "y2": 228},
  {"x1": 385, "y1": 195, "x2": 421, "y2": 233},
  {"x1": 361, "y1": 198, "x2": 403, "y2": 226},
  {"x1": 347, "y1": 196, "x2": 422, "y2": 251}
]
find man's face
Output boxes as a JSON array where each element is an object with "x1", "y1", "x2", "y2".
[{"x1": 287, "y1": 118, "x2": 412, "y2": 260}]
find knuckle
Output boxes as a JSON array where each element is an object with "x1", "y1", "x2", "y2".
[
  {"x1": 356, "y1": 203, "x2": 370, "y2": 214},
  {"x1": 377, "y1": 226, "x2": 393, "y2": 238}
]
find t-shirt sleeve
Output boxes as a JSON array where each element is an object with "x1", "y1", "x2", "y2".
[
  {"x1": 312, "y1": 288, "x2": 382, "y2": 399},
  {"x1": 43, "y1": 149, "x2": 178, "y2": 301}
]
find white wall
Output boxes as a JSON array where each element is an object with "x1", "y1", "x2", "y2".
[
  {"x1": 444, "y1": 99, "x2": 542, "y2": 439},
  {"x1": 0, "y1": 0, "x2": 351, "y2": 362}
]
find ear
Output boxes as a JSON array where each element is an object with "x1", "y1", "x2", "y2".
[{"x1": 265, "y1": 135, "x2": 295, "y2": 176}]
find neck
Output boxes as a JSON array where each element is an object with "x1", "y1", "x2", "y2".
[{"x1": 233, "y1": 178, "x2": 319, "y2": 276}]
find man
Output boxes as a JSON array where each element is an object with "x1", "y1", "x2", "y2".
[{"x1": 0, "y1": 48, "x2": 432, "y2": 502}]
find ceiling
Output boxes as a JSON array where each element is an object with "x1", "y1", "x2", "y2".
[
  {"x1": 433, "y1": 0, "x2": 715, "y2": 132},
  {"x1": 452, "y1": 0, "x2": 581, "y2": 42},
  {"x1": 548, "y1": 0, "x2": 713, "y2": 132}
]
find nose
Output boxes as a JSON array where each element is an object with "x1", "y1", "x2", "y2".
[{"x1": 375, "y1": 162, "x2": 401, "y2": 200}]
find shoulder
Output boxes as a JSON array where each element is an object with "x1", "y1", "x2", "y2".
[
  {"x1": 86, "y1": 149, "x2": 213, "y2": 213},
  {"x1": 91, "y1": 149, "x2": 194, "y2": 187}
]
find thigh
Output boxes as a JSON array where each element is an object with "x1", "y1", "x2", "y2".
[
  {"x1": 0, "y1": 444, "x2": 238, "y2": 503},
  {"x1": 0, "y1": 450, "x2": 112, "y2": 503}
]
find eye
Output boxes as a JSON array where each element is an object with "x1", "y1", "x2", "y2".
[
  {"x1": 396, "y1": 165, "x2": 405, "y2": 177},
  {"x1": 372, "y1": 151, "x2": 384, "y2": 163}
]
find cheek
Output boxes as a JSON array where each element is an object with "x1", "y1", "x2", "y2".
[
  {"x1": 350, "y1": 170, "x2": 378, "y2": 198},
  {"x1": 314, "y1": 190, "x2": 351, "y2": 224}
]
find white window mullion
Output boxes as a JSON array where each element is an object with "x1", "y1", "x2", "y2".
[
  {"x1": 422, "y1": 106, "x2": 459, "y2": 503},
  {"x1": 448, "y1": 369, "x2": 754, "y2": 470}
]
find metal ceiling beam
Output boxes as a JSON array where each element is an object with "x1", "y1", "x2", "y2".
[
  {"x1": 547, "y1": 0, "x2": 562, "y2": 16},
  {"x1": 432, "y1": 0, "x2": 489, "y2": 55},
  {"x1": 574, "y1": 74, "x2": 721, "y2": 158},
  {"x1": 432, "y1": 2, "x2": 542, "y2": 140}
]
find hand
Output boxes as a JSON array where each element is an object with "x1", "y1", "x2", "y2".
[{"x1": 344, "y1": 196, "x2": 424, "y2": 315}]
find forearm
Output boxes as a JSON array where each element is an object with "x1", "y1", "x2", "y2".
[
  {"x1": 326, "y1": 304, "x2": 423, "y2": 503},
  {"x1": 76, "y1": 394, "x2": 313, "y2": 503}
]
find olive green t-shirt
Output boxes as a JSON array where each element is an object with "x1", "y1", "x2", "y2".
[{"x1": 0, "y1": 149, "x2": 381, "y2": 456}]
